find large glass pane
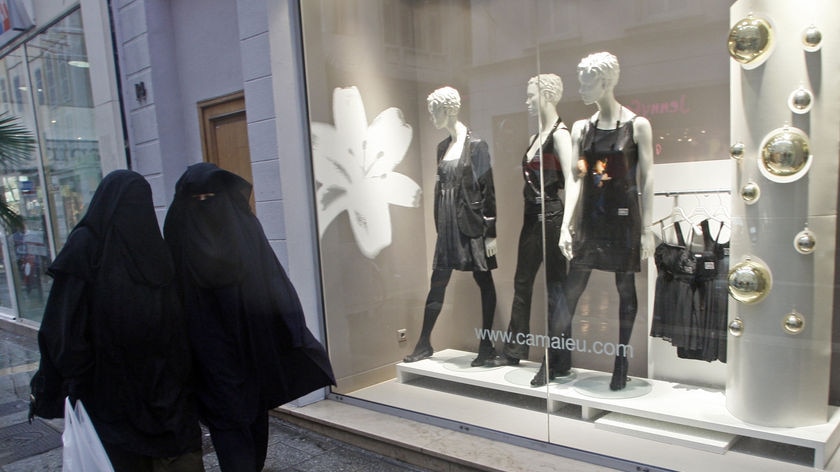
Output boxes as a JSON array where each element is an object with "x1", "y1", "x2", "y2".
[
  {"x1": 0, "y1": 8, "x2": 102, "y2": 323},
  {"x1": 27, "y1": 9, "x2": 100, "y2": 251},
  {"x1": 303, "y1": 0, "x2": 552, "y2": 438},
  {"x1": 0, "y1": 48, "x2": 47, "y2": 321}
]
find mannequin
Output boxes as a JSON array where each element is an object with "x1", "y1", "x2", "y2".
[
  {"x1": 403, "y1": 86, "x2": 498, "y2": 367},
  {"x1": 558, "y1": 52, "x2": 654, "y2": 391},
  {"x1": 488, "y1": 75, "x2": 577, "y2": 389}
]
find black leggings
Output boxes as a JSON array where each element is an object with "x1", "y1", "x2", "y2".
[
  {"x1": 416, "y1": 268, "x2": 496, "y2": 345},
  {"x1": 555, "y1": 268, "x2": 637, "y2": 365}
]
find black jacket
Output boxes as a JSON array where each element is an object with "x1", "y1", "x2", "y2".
[{"x1": 434, "y1": 132, "x2": 496, "y2": 239}]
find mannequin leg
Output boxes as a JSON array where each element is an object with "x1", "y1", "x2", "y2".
[
  {"x1": 491, "y1": 215, "x2": 541, "y2": 365},
  {"x1": 553, "y1": 266, "x2": 592, "y2": 371},
  {"x1": 471, "y1": 270, "x2": 497, "y2": 366},
  {"x1": 610, "y1": 272, "x2": 637, "y2": 390},
  {"x1": 404, "y1": 269, "x2": 453, "y2": 362},
  {"x1": 532, "y1": 211, "x2": 571, "y2": 386}
]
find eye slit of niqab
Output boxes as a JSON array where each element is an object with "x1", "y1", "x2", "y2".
[{"x1": 192, "y1": 193, "x2": 216, "y2": 201}]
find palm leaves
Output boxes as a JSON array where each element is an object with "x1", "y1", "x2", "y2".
[{"x1": 0, "y1": 113, "x2": 34, "y2": 231}]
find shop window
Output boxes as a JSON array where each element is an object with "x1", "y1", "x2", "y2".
[{"x1": 300, "y1": 0, "x2": 840, "y2": 469}]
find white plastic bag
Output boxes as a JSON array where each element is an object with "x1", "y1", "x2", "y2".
[{"x1": 62, "y1": 397, "x2": 115, "y2": 472}]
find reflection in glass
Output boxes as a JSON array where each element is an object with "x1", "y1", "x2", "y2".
[
  {"x1": 0, "y1": 9, "x2": 103, "y2": 322},
  {"x1": 758, "y1": 126, "x2": 811, "y2": 183},
  {"x1": 793, "y1": 226, "x2": 816, "y2": 254},
  {"x1": 802, "y1": 24, "x2": 822, "y2": 52},
  {"x1": 728, "y1": 317, "x2": 744, "y2": 337},
  {"x1": 27, "y1": 10, "x2": 101, "y2": 251},
  {"x1": 0, "y1": 51, "x2": 48, "y2": 321},
  {"x1": 740, "y1": 180, "x2": 760, "y2": 205},
  {"x1": 788, "y1": 87, "x2": 813, "y2": 114},
  {"x1": 782, "y1": 311, "x2": 805, "y2": 335},
  {"x1": 728, "y1": 15, "x2": 774, "y2": 69},
  {"x1": 728, "y1": 257, "x2": 772, "y2": 304}
]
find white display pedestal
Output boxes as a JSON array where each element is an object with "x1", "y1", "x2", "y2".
[{"x1": 397, "y1": 349, "x2": 840, "y2": 468}]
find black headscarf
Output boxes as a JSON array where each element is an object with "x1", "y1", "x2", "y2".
[
  {"x1": 32, "y1": 170, "x2": 200, "y2": 457},
  {"x1": 50, "y1": 169, "x2": 173, "y2": 286},
  {"x1": 165, "y1": 163, "x2": 334, "y2": 424}
]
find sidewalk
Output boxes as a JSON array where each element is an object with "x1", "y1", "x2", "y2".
[{"x1": 0, "y1": 323, "x2": 431, "y2": 471}]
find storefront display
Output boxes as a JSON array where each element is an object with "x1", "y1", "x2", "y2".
[
  {"x1": 300, "y1": 0, "x2": 840, "y2": 469},
  {"x1": 402, "y1": 86, "x2": 498, "y2": 367}
]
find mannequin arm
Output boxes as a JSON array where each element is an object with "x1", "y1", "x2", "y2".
[
  {"x1": 560, "y1": 120, "x2": 586, "y2": 260},
  {"x1": 634, "y1": 116, "x2": 655, "y2": 260}
]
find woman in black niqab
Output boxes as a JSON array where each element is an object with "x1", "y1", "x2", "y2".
[
  {"x1": 29, "y1": 170, "x2": 204, "y2": 471},
  {"x1": 164, "y1": 163, "x2": 335, "y2": 471}
]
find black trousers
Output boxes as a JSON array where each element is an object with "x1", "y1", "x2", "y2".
[
  {"x1": 502, "y1": 209, "x2": 568, "y2": 361},
  {"x1": 208, "y1": 410, "x2": 269, "y2": 472}
]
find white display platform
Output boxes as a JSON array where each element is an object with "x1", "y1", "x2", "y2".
[{"x1": 396, "y1": 349, "x2": 840, "y2": 468}]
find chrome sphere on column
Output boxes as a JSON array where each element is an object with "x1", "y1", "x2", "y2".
[
  {"x1": 793, "y1": 227, "x2": 816, "y2": 255},
  {"x1": 782, "y1": 311, "x2": 805, "y2": 335},
  {"x1": 802, "y1": 24, "x2": 823, "y2": 52},
  {"x1": 740, "y1": 181, "x2": 760, "y2": 205},
  {"x1": 788, "y1": 87, "x2": 813, "y2": 114},
  {"x1": 758, "y1": 126, "x2": 812, "y2": 183},
  {"x1": 729, "y1": 141, "x2": 746, "y2": 160},
  {"x1": 728, "y1": 257, "x2": 772, "y2": 304},
  {"x1": 729, "y1": 318, "x2": 745, "y2": 337}
]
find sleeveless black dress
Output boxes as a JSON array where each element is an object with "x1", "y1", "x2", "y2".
[
  {"x1": 678, "y1": 219, "x2": 728, "y2": 362},
  {"x1": 572, "y1": 118, "x2": 642, "y2": 272},
  {"x1": 650, "y1": 221, "x2": 696, "y2": 346}
]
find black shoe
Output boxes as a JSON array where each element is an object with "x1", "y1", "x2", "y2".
[
  {"x1": 530, "y1": 357, "x2": 571, "y2": 387},
  {"x1": 471, "y1": 344, "x2": 497, "y2": 367},
  {"x1": 530, "y1": 358, "x2": 553, "y2": 387},
  {"x1": 403, "y1": 345, "x2": 433, "y2": 363},
  {"x1": 609, "y1": 356, "x2": 629, "y2": 391},
  {"x1": 486, "y1": 353, "x2": 519, "y2": 367}
]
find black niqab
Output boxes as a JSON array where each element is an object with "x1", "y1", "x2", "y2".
[{"x1": 164, "y1": 163, "x2": 335, "y2": 428}]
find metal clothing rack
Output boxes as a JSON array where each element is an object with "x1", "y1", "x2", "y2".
[{"x1": 654, "y1": 189, "x2": 731, "y2": 197}]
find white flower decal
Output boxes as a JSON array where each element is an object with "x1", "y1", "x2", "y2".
[{"x1": 311, "y1": 86, "x2": 420, "y2": 259}]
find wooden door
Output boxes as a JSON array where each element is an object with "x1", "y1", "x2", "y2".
[{"x1": 198, "y1": 92, "x2": 254, "y2": 208}]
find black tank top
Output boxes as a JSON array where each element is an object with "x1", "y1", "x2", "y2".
[{"x1": 522, "y1": 118, "x2": 565, "y2": 212}]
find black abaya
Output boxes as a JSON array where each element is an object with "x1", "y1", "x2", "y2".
[
  {"x1": 29, "y1": 170, "x2": 202, "y2": 460},
  {"x1": 163, "y1": 163, "x2": 335, "y2": 431}
]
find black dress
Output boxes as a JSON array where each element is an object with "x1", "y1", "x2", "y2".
[
  {"x1": 572, "y1": 118, "x2": 642, "y2": 272},
  {"x1": 431, "y1": 132, "x2": 497, "y2": 272},
  {"x1": 678, "y1": 219, "x2": 729, "y2": 362},
  {"x1": 649, "y1": 222, "x2": 696, "y2": 347},
  {"x1": 30, "y1": 170, "x2": 201, "y2": 459}
]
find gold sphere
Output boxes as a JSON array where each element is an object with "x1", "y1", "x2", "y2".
[{"x1": 728, "y1": 15, "x2": 774, "y2": 68}]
